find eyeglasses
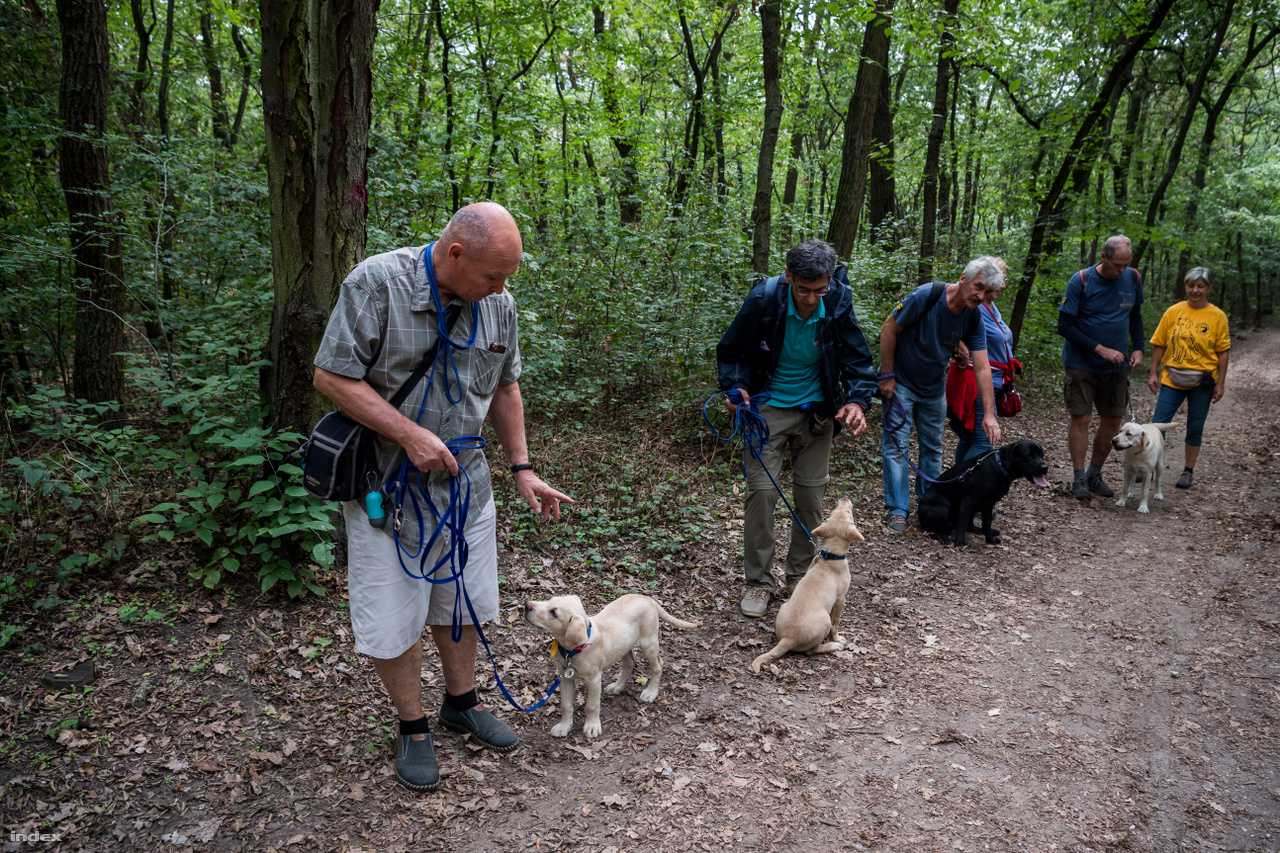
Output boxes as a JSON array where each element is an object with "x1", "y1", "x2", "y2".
[{"x1": 793, "y1": 284, "x2": 829, "y2": 298}]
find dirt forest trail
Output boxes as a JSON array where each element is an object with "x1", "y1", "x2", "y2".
[
  {"x1": 450, "y1": 324, "x2": 1280, "y2": 853},
  {"x1": 2, "y1": 326, "x2": 1278, "y2": 853}
]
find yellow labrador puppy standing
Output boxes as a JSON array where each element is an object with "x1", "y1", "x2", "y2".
[
  {"x1": 752, "y1": 497, "x2": 864, "y2": 674},
  {"x1": 1111, "y1": 421, "x2": 1179, "y2": 513},
  {"x1": 523, "y1": 594, "x2": 697, "y2": 738}
]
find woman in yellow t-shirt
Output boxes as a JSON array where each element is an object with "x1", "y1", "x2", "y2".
[{"x1": 1147, "y1": 267, "x2": 1230, "y2": 489}]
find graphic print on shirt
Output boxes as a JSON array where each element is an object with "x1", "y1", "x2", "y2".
[{"x1": 1169, "y1": 316, "x2": 1199, "y2": 367}]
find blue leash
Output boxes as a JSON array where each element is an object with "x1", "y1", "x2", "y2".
[
  {"x1": 882, "y1": 394, "x2": 986, "y2": 487},
  {"x1": 702, "y1": 389, "x2": 812, "y2": 541},
  {"x1": 380, "y1": 243, "x2": 560, "y2": 714}
]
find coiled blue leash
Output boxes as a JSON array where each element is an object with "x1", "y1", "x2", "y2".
[{"x1": 702, "y1": 389, "x2": 812, "y2": 541}]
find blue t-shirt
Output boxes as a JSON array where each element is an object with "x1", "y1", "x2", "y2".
[
  {"x1": 1059, "y1": 267, "x2": 1143, "y2": 373},
  {"x1": 980, "y1": 303, "x2": 1013, "y2": 391},
  {"x1": 891, "y1": 283, "x2": 986, "y2": 396},
  {"x1": 767, "y1": 290, "x2": 825, "y2": 407}
]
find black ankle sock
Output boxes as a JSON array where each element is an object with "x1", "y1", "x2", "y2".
[
  {"x1": 399, "y1": 715, "x2": 431, "y2": 736},
  {"x1": 445, "y1": 688, "x2": 478, "y2": 712},
  {"x1": 1184, "y1": 466, "x2": 1193, "y2": 474}
]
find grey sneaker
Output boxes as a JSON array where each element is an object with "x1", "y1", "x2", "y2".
[
  {"x1": 739, "y1": 587, "x2": 770, "y2": 618},
  {"x1": 887, "y1": 514, "x2": 908, "y2": 533},
  {"x1": 395, "y1": 732, "x2": 440, "y2": 792},
  {"x1": 437, "y1": 704, "x2": 518, "y2": 753},
  {"x1": 1086, "y1": 471, "x2": 1114, "y2": 497},
  {"x1": 1072, "y1": 477, "x2": 1091, "y2": 499},
  {"x1": 1176, "y1": 469, "x2": 1193, "y2": 489}
]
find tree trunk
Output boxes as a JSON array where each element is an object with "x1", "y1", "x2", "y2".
[
  {"x1": 229, "y1": 19, "x2": 253, "y2": 146},
  {"x1": 56, "y1": 0, "x2": 125, "y2": 404},
  {"x1": 1005, "y1": 0, "x2": 1177, "y2": 349},
  {"x1": 1132, "y1": 0, "x2": 1235, "y2": 268},
  {"x1": 157, "y1": 0, "x2": 176, "y2": 138},
  {"x1": 917, "y1": 0, "x2": 957, "y2": 283},
  {"x1": 867, "y1": 63, "x2": 897, "y2": 246},
  {"x1": 200, "y1": 0, "x2": 233, "y2": 149},
  {"x1": 262, "y1": 0, "x2": 379, "y2": 434},
  {"x1": 126, "y1": 0, "x2": 154, "y2": 131},
  {"x1": 594, "y1": 4, "x2": 641, "y2": 224},
  {"x1": 827, "y1": 0, "x2": 893, "y2": 258},
  {"x1": 780, "y1": 1, "x2": 823, "y2": 251},
  {"x1": 749, "y1": 0, "x2": 782, "y2": 274},
  {"x1": 673, "y1": 8, "x2": 733, "y2": 214}
]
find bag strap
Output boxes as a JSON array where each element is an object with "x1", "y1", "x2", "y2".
[{"x1": 387, "y1": 304, "x2": 465, "y2": 409}]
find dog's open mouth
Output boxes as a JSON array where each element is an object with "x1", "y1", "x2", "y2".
[{"x1": 1031, "y1": 475, "x2": 1049, "y2": 487}]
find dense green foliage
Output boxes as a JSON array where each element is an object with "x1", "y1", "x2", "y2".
[{"x1": 0, "y1": 0, "x2": 1277, "y2": 632}]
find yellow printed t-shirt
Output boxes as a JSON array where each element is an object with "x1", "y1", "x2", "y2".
[{"x1": 1149, "y1": 301, "x2": 1230, "y2": 387}]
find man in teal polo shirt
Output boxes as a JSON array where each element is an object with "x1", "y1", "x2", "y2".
[{"x1": 717, "y1": 240, "x2": 878, "y2": 617}]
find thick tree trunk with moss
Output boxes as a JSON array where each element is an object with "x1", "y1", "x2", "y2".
[
  {"x1": 56, "y1": 0, "x2": 125, "y2": 404},
  {"x1": 261, "y1": 0, "x2": 379, "y2": 434}
]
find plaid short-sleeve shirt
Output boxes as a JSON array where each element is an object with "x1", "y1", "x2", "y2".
[{"x1": 314, "y1": 245, "x2": 521, "y2": 549}]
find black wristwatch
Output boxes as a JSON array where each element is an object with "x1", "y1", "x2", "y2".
[{"x1": 510, "y1": 463, "x2": 534, "y2": 474}]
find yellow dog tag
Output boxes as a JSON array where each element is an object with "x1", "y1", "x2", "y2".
[{"x1": 549, "y1": 639, "x2": 559, "y2": 658}]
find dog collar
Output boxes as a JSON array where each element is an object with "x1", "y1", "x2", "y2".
[
  {"x1": 819, "y1": 549, "x2": 846, "y2": 561},
  {"x1": 985, "y1": 448, "x2": 1009, "y2": 478},
  {"x1": 550, "y1": 620, "x2": 593, "y2": 661}
]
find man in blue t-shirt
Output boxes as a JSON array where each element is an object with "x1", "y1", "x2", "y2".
[
  {"x1": 878, "y1": 257, "x2": 1002, "y2": 533},
  {"x1": 717, "y1": 239, "x2": 878, "y2": 617},
  {"x1": 1057, "y1": 234, "x2": 1145, "y2": 500}
]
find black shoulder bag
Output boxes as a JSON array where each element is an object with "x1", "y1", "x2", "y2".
[{"x1": 300, "y1": 308, "x2": 461, "y2": 502}]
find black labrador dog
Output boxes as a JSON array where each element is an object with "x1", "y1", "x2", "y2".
[{"x1": 917, "y1": 439, "x2": 1050, "y2": 546}]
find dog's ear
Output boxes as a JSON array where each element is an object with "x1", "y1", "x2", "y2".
[
  {"x1": 845, "y1": 522, "x2": 865, "y2": 542},
  {"x1": 564, "y1": 614, "x2": 590, "y2": 648},
  {"x1": 812, "y1": 520, "x2": 831, "y2": 539}
]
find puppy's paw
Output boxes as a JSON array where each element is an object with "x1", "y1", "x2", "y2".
[
  {"x1": 583, "y1": 720, "x2": 602, "y2": 738},
  {"x1": 551, "y1": 720, "x2": 572, "y2": 738},
  {"x1": 1154, "y1": 491, "x2": 1164, "y2": 501},
  {"x1": 830, "y1": 633, "x2": 845, "y2": 646},
  {"x1": 603, "y1": 681, "x2": 626, "y2": 696},
  {"x1": 639, "y1": 685, "x2": 659, "y2": 703},
  {"x1": 1137, "y1": 504, "x2": 1150, "y2": 514},
  {"x1": 1115, "y1": 498, "x2": 1127, "y2": 507},
  {"x1": 985, "y1": 535, "x2": 1002, "y2": 545}
]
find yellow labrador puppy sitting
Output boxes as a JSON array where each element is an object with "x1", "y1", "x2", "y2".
[
  {"x1": 752, "y1": 497, "x2": 864, "y2": 674},
  {"x1": 1111, "y1": 421, "x2": 1179, "y2": 514},
  {"x1": 523, "y1": 594, "x2": 698, "y2": 738}
]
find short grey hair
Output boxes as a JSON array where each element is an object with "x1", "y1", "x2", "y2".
[
  {"x1": 962, "y1": 256, "x2": 1005, "y2": 291},
  {"x1": 440, "y1": 206, "x2": 494, "y2": 252},
  {"x1": 1185, "y1": 266, "x2": 1212, "y2": 286},
  {"x1": 970, "y1": 255, "x2": 1008, "y2": 293},
  {"x1": 1102, "y1": 235, "x2": 1133, "y2": 258},
  {"x1": 786, "y1": 239, "x2": 838, "y2": 282}
]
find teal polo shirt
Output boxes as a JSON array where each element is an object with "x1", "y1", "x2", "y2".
[{"x1": 766, "y1": 290, "x2": 825, "y2": 408}]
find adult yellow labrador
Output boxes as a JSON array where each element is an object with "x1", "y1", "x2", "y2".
[
  {"x1": 1111, "y1": 421, "x2": 1179, "y2": 513},
  {"x1": 523, "y1": 594, "x2": 697, "y2": 738}
]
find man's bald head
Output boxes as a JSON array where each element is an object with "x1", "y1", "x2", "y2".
[
  {"x1": 439, "y1": 202, "x2": 521, "y2": 257},
  {"x1": 432, "y1": 202, "x2": 523, "y2": 303}
]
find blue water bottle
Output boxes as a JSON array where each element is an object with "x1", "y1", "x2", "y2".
[{"x1": 366, "y1": 489, "x2": 386, "y2": 528}]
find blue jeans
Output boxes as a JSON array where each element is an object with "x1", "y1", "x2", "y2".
[
  {"x1": 954, "y1": 395, "x2": 994, "y2": 465},
  {"x1": 1151, "y1": 380, "x2": 1214, "y2": 447},
  {"x1": 882, "y1": 382, "x2": 945, "y2": 516}
]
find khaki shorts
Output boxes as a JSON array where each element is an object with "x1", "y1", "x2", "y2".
[
  {"x1": 343, "y1": 495, "x2": 499, "y2": 660},
  {"x1": 1063, "y1": 368, "x2": 1130, "y2": 418}
]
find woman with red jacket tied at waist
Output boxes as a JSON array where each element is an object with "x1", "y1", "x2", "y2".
[{"x1": 947, "y1": 257, "x2": 1019, "y2": 464}]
